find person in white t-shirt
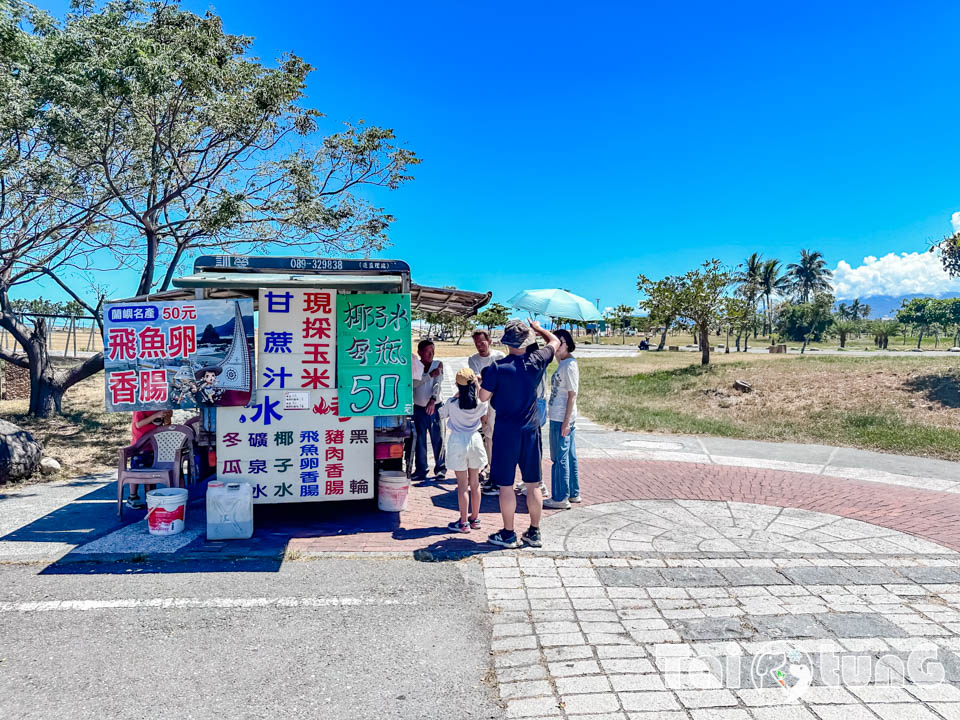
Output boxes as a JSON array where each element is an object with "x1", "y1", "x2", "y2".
[
  {"x1": 439, "y1": 367, "x2": 489, "y2": 533},
  {"x1": 468, "y1": 329, "x2": 504, "y2": 491},
  {"x1": 544, "y1": 329, "x2": 580, "y2": 509}
]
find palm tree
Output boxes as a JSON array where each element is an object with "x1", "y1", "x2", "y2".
[
  {"x1": 848, "y1": 298, "x2": 862, "y2": 322},
  {"x1": 836, "y1": 302, "x2": 850, "y2": 320},
  {"x1": 736, "y1": 253, "x2": 764, "y2": 349},
  {"x1": 832, "y1": 319, "x2": 857, "y2": 348},
  {"x1": 787, "y1": 249, "x2": 833, "y2": 303},
  {"x1": 759, "y1": 259, "x2": 789, "y2": 340},
  {"x1": 871, "y1": 320, "x2": 900, "y2": 350},
  {"x1": 739, "y1": 253, "x2": 764, "y2": 291},
  {"x1": 859, "y1": 302, "x2": 871, "y2": 320}
]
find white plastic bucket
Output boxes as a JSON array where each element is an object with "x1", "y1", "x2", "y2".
[
  {"x1": 378, "y1": 471, "x2": 409, "y2": 512},
  {"x1": 146, "y1": 487, "x2": 188, "y2": 536}
]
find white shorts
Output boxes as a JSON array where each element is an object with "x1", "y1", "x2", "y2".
[{"x1": 447, "y1": 430, "x2": 488, "y2": 472}]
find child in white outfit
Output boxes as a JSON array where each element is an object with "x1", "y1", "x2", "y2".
[{"x1": 440, "y1": 367, "x2": 489, "y2": 533}]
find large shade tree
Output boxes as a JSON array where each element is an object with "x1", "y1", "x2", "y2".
[
  {"x1": 0, "y1": 0, "x2": 113, "y2": 415},
  {"x1": 47, "y1": 1, "x2": 418, "y2": 296},
  {"x1": 0, "y1": 0, "x2": 419, "y2": 416}
]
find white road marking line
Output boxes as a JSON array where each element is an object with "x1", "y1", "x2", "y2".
[{"x1": 0, "y1": 596, "x2": 418, "y2": 613}]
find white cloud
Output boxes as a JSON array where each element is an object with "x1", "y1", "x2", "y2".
[
  {"x1": 832, "y1": 251, "x2": 960, "y2": 299},
  {"x1": 952, "y1": 211, "x2": 960, "y2": 234}
]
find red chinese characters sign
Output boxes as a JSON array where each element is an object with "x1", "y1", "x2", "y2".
[
  {"x1": 257, "y1": 289, "x2": 337, "y2": 391},
  {"x1": 102, "y1": 299, "x2": 254, "y2": 412}
]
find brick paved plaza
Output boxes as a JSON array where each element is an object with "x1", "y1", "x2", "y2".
[{"x1": 483, "y1": 546, "x2": 960, "y2": 719}]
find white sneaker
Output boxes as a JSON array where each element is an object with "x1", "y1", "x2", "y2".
[
  {"x1": 569, "y1": 495, "x2": 582, "y2": 504},
  {"x1": 543, "y1": 498, "x2": 571, "y2": 510},
  {"x1": 519, "y1": 482, "x2": 548, "y2": 496}
]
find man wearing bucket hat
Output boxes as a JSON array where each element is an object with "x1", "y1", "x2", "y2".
[{"x1": 478, "y1": 318, "x2": 560, "y2": 549}]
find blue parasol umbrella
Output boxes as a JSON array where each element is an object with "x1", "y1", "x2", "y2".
[{"x1": 507, "y1": 289, "x2": 603, "y2": 322}]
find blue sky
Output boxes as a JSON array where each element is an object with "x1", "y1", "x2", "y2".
[{"x1": 26, "y1": 0, "x2": 960, "y2": 310}]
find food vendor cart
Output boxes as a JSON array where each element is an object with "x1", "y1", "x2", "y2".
[{"x1": 103, "y1": 255, "x2": 490, "y2": 504}]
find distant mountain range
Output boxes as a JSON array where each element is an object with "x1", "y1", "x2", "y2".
[
  {"x1": 837, "y1": 293, "x2": 960, "y2": 319},
  {"x1": 211, "y1": 314, "x2": 255, "y2": 339}
]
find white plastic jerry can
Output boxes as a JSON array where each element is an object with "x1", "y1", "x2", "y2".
[{"x1": 206, "y1": 481, "x2": 254, "y2": 540}]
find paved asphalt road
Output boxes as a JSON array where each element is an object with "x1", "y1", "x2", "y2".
[{"x1": 0, "y1": 558, "x2": 502, "y2": 720}]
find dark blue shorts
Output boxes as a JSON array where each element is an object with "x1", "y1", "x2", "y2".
[{"x1": 490, "y1": 424, "x2": 542, "y2": 487}]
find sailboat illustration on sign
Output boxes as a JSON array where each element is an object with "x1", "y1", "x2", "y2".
[{"x1": 208, "y1": 300, "x2": 252, "y2": 392}]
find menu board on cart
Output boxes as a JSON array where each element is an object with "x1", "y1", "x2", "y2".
[
  {"x1": 216, "y1": 288, "x2": 373, "y2": 503},
  {"x1": 257, "y1": 289, "x2": 336, "y2": 391},
  {"x1": 216, "y1": 390, "x2": 373, "y2": 503},
  {"x1": 103, "y1": 298, "x2": 255, "y2": 412},
  {"x1": 336, "y1": 293, "x2": 413, "y2": 416}
]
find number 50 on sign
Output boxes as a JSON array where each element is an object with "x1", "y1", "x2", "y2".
[{"x1": 336, "y1": 293, "x2": 413, "y2": 416}]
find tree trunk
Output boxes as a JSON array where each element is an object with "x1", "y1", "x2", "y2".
[
  {"x1": 657, "y1": 326, "x2": 668, "y2": 351},
  {"x1": 916, "y1": 330, "x2": 924, "y2": 349},
  {"x1": 725, "y1": 326, "x2": 730, "y2": 353},
  {"x1": 735, "y1": 330, "x2": 741, "y2": 352},
  {"x1": 699, "y1": 323, "x2": 710, "y2": 365},
  {"x1": 32, "y1": 364, "x2": 62, "y2": 416},
  {"x1": 743, "y1": 328, "x2": 749, "y2": 352},
  {"x1": 136, "y1": 224, "x2": 160, "y2": 296},
  {"x1": 767, "y1": 294, "x2": 775, "y2": 343},
  {"x1": 839, "y1": 332, "x2": 846, "y2": 349},
  {"x1": 0, "y1": 313, "x2": 105, "y2": 418}
]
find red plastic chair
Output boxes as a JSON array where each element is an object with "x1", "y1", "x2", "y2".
[{"x1": 116, "y1": 424, "x2": 192, "y2": 518}]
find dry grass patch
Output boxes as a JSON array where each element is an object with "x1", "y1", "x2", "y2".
[
  {"x1": 1, "y1": 370, "x2": 129, "y2": 481},
  {"x1": 578, "y1": 354, "x2": 960, "y2": 460}
]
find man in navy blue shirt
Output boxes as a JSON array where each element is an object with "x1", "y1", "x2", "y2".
[{"x1": 479, "y1": 319, "x2": 560, "y2": 548}]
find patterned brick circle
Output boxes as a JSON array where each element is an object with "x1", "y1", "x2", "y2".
[
  {"x1": 287, "y1": 457, "x2": 960, "y2": 554},
  {"x1": 538, "y1": 499, "x2": 956, "y2": 555}
]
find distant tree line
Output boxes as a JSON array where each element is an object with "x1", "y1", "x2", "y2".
[{"x1": 636, "y1": 246, "x2": 960, "y2": 363}]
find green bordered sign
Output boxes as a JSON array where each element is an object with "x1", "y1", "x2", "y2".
[{"x1": 336, "y1": 293, "x2": 413, "y2": 416}]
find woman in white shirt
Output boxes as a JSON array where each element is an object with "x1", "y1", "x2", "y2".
[
  {"x1": 545, "y1": 329, "x2": 580, "y2": 509},
  {"x1": 439, "y1": 367, "x2": 489, "y2": 532}
]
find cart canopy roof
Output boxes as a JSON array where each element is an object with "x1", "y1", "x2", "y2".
[{"x1": 109, "y1": 255, "x2": 490, "y2": 317}]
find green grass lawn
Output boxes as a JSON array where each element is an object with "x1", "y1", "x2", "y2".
[{"x1": 576, "y1": 354, "x2": 960, "y2": 460}]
